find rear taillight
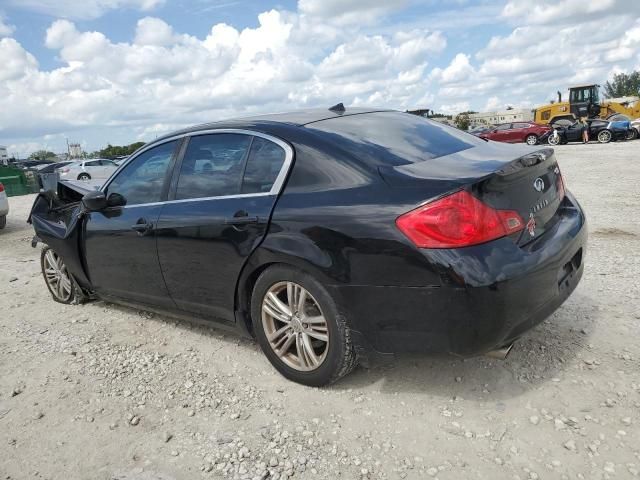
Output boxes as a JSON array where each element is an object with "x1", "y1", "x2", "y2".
[
  {"x1": 0, "y1": 183, "x2": 4, "y2": 193},
  {"x1": 60, "y1": 168, "x2": 69, "y2": 173},
  {"x1": 396, "y1": 190, "x2": 524, "y2": 249}
]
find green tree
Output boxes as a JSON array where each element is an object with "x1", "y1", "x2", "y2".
[
  {"x1": 454, "y1": 113, "x2": 471, "y2": 130},
  {"x1": 29, "y1": 150, "x2": 57, "y2": 161},
  {"x1": 604, "y1": 71, "x2": 640, "y2": 98},
  {"x1": 98, "y1": 142, "x2": 146, "y2": 159}
]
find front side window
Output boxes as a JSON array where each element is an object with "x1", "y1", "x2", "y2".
[
  {"x1": 175, "y1": 134, "x2": 251, "y2": 200},
  {"x1": 495, "y1": 124, "x2": 511, "y2": 131},
  {"x1": 241, "y1": 137, "x2": 286, "y2": 194},
  {"x1": 107, "y1": 140, "x2": 177, "y2": 205}
]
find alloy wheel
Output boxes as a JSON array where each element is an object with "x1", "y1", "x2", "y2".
[
  {"x1": 598, "y1": 130, "x2": 612, "y2": 143},
  {"x1": 525, "y1": 134, "x2": 537, "y2": 145},
  {"x1": 261, "y1": 281, "x2": 329, "y2": 372},
  {"x1": 43, "y1": 249, "x2": 73, "y2": 302}
]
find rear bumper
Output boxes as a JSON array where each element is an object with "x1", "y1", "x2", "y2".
[
  {"x1": 0, "y1": 196, "x2": 8, "y2": 215},
  {"x1": 331, "y1": 192, "x2": 587, "y2": 357}
]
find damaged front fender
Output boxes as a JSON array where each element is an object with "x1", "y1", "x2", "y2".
[{"x1": 28, "y1": 181, "x2": 93, "y2": 290}]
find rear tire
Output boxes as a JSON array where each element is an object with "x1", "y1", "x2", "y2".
[
  {"x1": 597, "y1": 130, "x2": 612, "y2": 143},
  {"x1": 78, "y1": 173, "x2": 91, "y2": 181},
  {"x1": 251, "y1": 265, "x2": 357, "y2": 386},
  {"x1": 525, "y1": 134, "x2": 538, "y2": 145},
  {"x1": 41, "y1": 246, "x2": 86, "y2": 304},
  {"x1": 0, "y1": 215, "x2": 6, "y2": 229}
]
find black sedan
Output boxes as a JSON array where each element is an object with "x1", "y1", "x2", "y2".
[
  {"x1": 29, "y1": 108, "x2": 587, "y2": 386},
  {"x1": 544, "y1": 118, "x2": 630, "y2": 144}
]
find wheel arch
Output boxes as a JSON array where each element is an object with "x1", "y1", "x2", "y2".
[{"x1": 234, "y1": 235, "x2": 344, "y2": 336}]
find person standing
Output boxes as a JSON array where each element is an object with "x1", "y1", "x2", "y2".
[{"x1": 580, "y1": 117, "x2": 589, "y2": 143}]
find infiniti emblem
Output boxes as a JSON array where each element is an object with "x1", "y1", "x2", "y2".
[{"x1": 533, "y1": 177, "x2": 545, "y2": 192}]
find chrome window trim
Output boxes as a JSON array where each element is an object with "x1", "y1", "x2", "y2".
[{"x1": 101, "y1": 129, "x2": 294, "y2": 209}]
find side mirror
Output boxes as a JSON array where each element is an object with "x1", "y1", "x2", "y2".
[
  {"x1": 82, "y1": 190, "x2": 107, "y2": 211},
  {"x1": 107, "y1": 192, "x2": 127, "y2": 207}
]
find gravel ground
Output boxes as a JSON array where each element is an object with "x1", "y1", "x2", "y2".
[{"x1": 1, "y1": 141, "x2": 639, "y2": 480}]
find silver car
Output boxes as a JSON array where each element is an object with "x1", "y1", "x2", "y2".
[
  {"x1": 58, "y1": 159, "x2": 118, "y2": 181},
  {"x1": 631, "y1": 118, "x2": 640, "y2": 140},
  {"x1": 0, "y1": 181, "x2": 9, "y2": 229}
]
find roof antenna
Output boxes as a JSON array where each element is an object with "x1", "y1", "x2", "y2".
[{"x1": 329, "y1": 102, "x2": 345, "y2": 113}]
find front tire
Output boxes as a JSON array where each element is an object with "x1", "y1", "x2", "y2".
[
  {"x1": 625, "y1": 129, "x2": 637, "y2": 141},
  {"x1": 41, "y1": 247, "x2": 85, "y2": 304},
  {"x1": 547, "y1": 133, "x2": 560, "y2": 145},
  {"x1": 525, "y1": 134, "x2": 538, "y2": 145},
  {"x1": 251, "y1": 265, "x2": 357, "y2": 386},
  {"x1": 597, "y1": 130, "x2": 612, "y2": 143},
  {"x1": 0, "y1": 215, "x2": 6, "y2": 229},
  {"x1": 78, "y1": 173, "x2": 91, "y2": 181}
]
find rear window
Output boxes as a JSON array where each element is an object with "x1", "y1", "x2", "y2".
[{"x1": 306, "y1": 111, "x2": 482, "y2": 166}]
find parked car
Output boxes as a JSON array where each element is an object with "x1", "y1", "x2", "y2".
[
  {"x1": 37, "y1": 161, "x2": 74, "y2": 174},
  {"x1": 543, "y1": 118, "x2": 631, "y2": 144},
  {"x1": 604, "y1": 115, "x2": 635, "y2": 141},
  {"x1": 631, "y1": 118, "x2": 640, "y2": 139},
  {"x1": 58, "y1": 159, "x2": 118, "y2": 181},
  {"x1": 29, "y1": 108, "x2": 587, "y2": 386},
  {"x1": 0, "y1": 182, "x2": 8, "y2": 229},
  {"x1": 475, "y1": 122, "x2": 552, "y2": 145},
  {"x1": 15, "y1": 160, "x2": 53, "y2": 170}
]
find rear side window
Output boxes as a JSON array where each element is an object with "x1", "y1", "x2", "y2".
[
  {"x1": 241, "y1": 137, "x2": 286, "y2": 194},
  {"x1": 175, "y1": 134, "x2": 251, "y2": 200},
  {"x1": 85, "y1": 160, "x2": 101, "y2": 167},
  {"x1": 306, "y1": 111, "x2": 481, "y2": 166}
]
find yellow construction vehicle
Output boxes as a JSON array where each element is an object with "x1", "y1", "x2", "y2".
[{"x1": 533, "y1": 84, "x2": 640, "y2": 125}]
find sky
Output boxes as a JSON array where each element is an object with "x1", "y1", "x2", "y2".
[{"x1": 0, "y1": 0, "x2": 639, "y2": 156}]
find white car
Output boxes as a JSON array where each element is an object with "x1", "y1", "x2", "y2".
[
  {"x1": 58, "y1": 159, "x2": 118, "y2": 181},
  {"x1": 0, "y1": 182, "x2": 9, "y2": 229}
]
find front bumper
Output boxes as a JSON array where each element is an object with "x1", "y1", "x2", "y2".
[{"x1": 332, "y1": 192, "x2": 587, "y2": 357}]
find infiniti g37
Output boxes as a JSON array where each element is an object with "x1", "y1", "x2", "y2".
[{"x1": 29, "y1": 108, "x2": 587, "y2": 386}]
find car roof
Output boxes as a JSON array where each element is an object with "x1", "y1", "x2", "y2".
[{"x1": 151, "y1": 108, "x2": 392, "y2": 144}]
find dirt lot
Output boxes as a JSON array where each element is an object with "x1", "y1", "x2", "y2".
[{"x1": 1, "y1": 141, "x2": 639, "y2": 480}]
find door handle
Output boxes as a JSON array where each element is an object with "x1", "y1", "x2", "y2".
[
  {"x1": 131, "y1": 218, "x2": 154, "y2": 235},
  {"x1": 225, "y1": 210, "x2": 260, "y2": 226},
  {"x1": 225, "y1": 216, "x2": 260, "y2": 225}
]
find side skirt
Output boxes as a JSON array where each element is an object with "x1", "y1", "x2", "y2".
[{"x1": 97, "y1": 295, "x2": 251, "y2": 338}]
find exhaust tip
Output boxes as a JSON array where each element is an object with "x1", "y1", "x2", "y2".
[{"x1": 485, "y1": 343, "x2": 514, "y2": 360}]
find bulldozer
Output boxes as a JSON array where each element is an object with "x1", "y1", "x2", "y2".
[{"x1": 533, "y1": 84, "x2": 640, "y2": 125}]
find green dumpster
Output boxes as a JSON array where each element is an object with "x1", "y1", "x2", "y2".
[{"x1": 0, "y1": 166, "x2": 39, "y2": 196}]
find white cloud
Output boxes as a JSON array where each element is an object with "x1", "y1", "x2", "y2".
[
  {"x1": 134, "y1": 17, "x2": 177, "y2": 46},
  {"x1": 6, "y1": 0, "x2": 164, "y2": 20},
  {"x1": 0, "y1": 38, "x2": 38, "y2": 81},
  {"x1": 298, "y1": 0, "x2": 406, "y2": 25},
  {"x1": 0, "y1": 9, "x2": 445, "y2": 150},
  {"x1": 431, "y1": 2, "x2": 640, "y2": 113},
  {"x1": 2, "y1": 0, "x2": 640, "y2": 152},
  {"x1": 430, "y1": 53, "x2": 474, "y2": 83}
]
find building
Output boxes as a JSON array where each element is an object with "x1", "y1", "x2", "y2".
[
  {"x1": 68, "y1": 143, "x2": 83, "y2": 158},
  {"x1": 468, "y1": 108, "x2": 534, "y2": 127},
  {"x1": 0, "y1": 146, "x2": 8, "y2": 166}
]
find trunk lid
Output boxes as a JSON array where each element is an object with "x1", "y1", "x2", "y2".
[{"x1": 379, "y1": 142, "x2": 564, "y2": 246}]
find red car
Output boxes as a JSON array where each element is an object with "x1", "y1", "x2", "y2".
[{"x1": 475, "y1": 122, "x2": 551, "y2": 145}]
